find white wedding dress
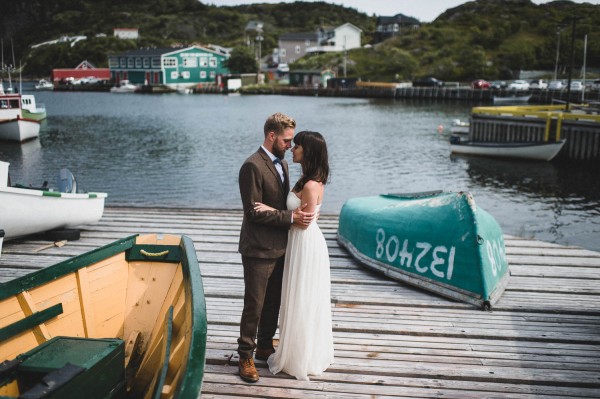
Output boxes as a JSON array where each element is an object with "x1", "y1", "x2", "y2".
[{"x1": 267, "y1": 191, "x2": 334, "y2": 380}]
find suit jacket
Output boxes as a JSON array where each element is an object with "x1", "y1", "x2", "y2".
[{"x1": 238, "y1": 147, "x2": 293, "y2": 258}]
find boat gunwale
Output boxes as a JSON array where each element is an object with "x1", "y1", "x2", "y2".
[
  {"x1": 1, "y1": 186, "x2": 108, "y2": 199},
  {"x1": 175, "y1": 235, "x2": 207, "y2": 397},
  {"x1": 0, "y1": 234, "x2": 138, "y2": 301}
]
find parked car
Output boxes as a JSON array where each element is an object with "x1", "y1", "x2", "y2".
[
  {"x1": 529, "y1": 79, "x2": 548, "y2": 90},
  {"x1": 277, "y1": 63, "x2": 289, "y2": 73},
  {"x1": 591, "y1": 79, "x2": 600, "y2": 90},
  {"x1": 548, "y1": 80, "x2": 565, "y2": 90},
  {"x1": 508, "y1": 80, "x2": 530, "y2": 90},
  {"x1": 490, "y1": 80, "x2": 507, "y2": 89},
  {"x1": 412, "y1": 77, "x2": 443, "y2": 87},
  {"x1": 471, "y1": 79, "x2": 490, "y2": 89},
  {"x1": 569, "y1": 81, "x2": 584, "y2": 91}
]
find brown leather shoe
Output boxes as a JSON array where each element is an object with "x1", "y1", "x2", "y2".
[
  {"x1": 255, "y1": 347, "x2": 275, "y2": 361},
  {"x1": 239, "y1": 357, "x2": 259, "y2": 383}
]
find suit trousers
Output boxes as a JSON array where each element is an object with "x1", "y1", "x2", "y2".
[{"x1": 237, "y1": 255, "x2": 284, "y2": 359}]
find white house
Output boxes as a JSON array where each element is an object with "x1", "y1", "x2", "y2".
[
  {"x1": 276, "y1": 23, "x2": 362, "y2": 65},
  {"x1": 114, "y1": 28, "x2": 139, "y2": 40}
]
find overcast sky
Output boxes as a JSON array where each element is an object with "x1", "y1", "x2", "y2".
[{"x1": 204, "y1": 0, "x2": 600, "y2": 22}]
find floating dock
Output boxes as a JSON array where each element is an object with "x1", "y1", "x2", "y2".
[{"x1": 1, "y1": 207, "x2": 599, "y2": 397}]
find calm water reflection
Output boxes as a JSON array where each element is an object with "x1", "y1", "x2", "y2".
[{"x1": 1, "y1": 88, "x2": 599, "y2": 251}]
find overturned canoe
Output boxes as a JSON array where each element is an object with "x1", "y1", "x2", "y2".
[
  {"x1": 337, "y1": 191, "x2": 509, "y2": 309},
  {"x1": 0, "y1": 234, "x2": 207, "y2": 398}
]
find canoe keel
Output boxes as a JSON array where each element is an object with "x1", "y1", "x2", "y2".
[{"x1": 337, "y1": 192, "x2": 510, "y2": 309}]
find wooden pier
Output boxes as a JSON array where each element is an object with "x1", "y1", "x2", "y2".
[{"x1": 1, "y1": 207, "x2": 599, "y2": 398}]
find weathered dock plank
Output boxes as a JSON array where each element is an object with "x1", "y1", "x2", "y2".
[{"x1": 1, "y1": 206, "x2": 599, "y2": 398}]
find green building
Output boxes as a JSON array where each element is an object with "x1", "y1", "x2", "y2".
[{"x1": 108, "y1": 46, "x2": 229, "y2": 87}]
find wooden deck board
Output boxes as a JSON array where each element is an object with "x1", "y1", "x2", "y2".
[{"x1": 1, "y1": 206, "x2": 599, "y2": 398}]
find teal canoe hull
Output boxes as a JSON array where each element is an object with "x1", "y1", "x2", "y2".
[{"x1": 337, "y1": 191, "x2": 509, "y2": 308}]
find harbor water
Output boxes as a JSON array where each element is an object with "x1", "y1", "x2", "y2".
[{"x1": 1, "y1": 87, "x2": 599, "y2": 251}]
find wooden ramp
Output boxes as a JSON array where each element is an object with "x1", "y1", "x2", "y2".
[{"x1": 1, "y1": 207, "x2": 599, "y2": 398}]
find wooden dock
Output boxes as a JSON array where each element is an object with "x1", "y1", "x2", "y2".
[{"x1": 1, "y1": 207, "x2": 599, "y2": 398}]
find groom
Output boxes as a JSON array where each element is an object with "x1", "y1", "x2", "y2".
[{"x1": 237, "y1": 112, "x2": 314, "y2": 383}]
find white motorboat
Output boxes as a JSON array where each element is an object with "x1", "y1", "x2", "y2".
[
  {"x1": 450, "y1": 119, "x2": 470, "y2": 134},
  {"x1": 110, "y1": 80, "x2": 138, "y2": 93},
  {"x1": 0, "y1": 161, "x2": 107, "y2": 240},
  {"x1": 0, "y1": 91, "x2": 41, "y2": 142},
  {"x1": 450, "y1": 139, "x2": 566, "y2": 161},
  {"x1": 20, "y1": 94, "x2": 47, "y2": 121},
  {"x1": 34, "y1": 79, "x2": 54, "y2": 90}
]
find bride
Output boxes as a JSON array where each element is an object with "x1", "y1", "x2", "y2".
[{"x1": 254, "y1": 130, "x2": 334, "y2": 380}]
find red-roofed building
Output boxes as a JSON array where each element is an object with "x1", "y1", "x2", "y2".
[{"x1": 51, "y1": 60, "x2": 111, "y2": 83}]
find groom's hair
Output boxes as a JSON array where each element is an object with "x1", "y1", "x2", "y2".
[{"x1": 264, "y1": 112, "x2": 296, "y2": 137}]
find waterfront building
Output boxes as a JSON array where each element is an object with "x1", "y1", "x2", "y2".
[
  {"x1": 108, "y1": 46, "x2": 230, "y2": 88},
  {"x1": 289, "y1": 69, "x2": 336, "y2": 88},
  {"x1": 51, "y1": 60, "x2": 110, "y2": 83},
  {"x1": 375, "y1": 14, "x2": 420, "y2": 43},
  {"x1": 113, "y1": 28, "x2": 139, "y2": 40},
  {"x1": 276, "y1": 23, "x2": 362, "y2": 65}
]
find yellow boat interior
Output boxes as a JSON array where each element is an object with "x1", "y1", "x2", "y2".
[{"x1": 0, "y1": 234, "x2": 206, "y2": 399}]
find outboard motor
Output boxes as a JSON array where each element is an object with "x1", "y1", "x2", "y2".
[{"x1": 57, "y1": 168, "x2": 77, "y2": 193}]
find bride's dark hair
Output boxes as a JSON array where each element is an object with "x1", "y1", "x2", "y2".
[{"x1": 292, "y1": 131, "x2": 329, "y2": 192}]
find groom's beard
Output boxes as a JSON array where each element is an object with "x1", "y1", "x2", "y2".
[{"x1": 272, "y1": 144, "x2": 286, "y2": 159}]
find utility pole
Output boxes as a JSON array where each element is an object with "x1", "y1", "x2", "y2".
[{"x1": 565, "y1": 17, "x2": 581, "y2": 111}]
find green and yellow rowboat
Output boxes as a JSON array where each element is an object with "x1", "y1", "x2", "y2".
[
  {"x1": 0, "y1": 234, "x2": 207, "y2": 399},
  {"x1": 337, "y1": 191, "x2": 509, "y2": 309}
]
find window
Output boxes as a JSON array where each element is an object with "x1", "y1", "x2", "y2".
[
  {"x1": 209, "y1": 57, "x2": 217, "y2": 68},
  {"x1": 163, "y1": 57, "x2": 177, "y2": 67},
  {"x1": 209, "y1": 71, "x2": 216, "y2": 79},
  {"x1": 151, "y1": 58, "x2": 161, "y2": 68},
  {"x1": 305, "y1": 39, "x2": 311, "y2": 46},
  {"x1": 120, "y1": 58, "x2": 126, "y2": 67},
  {"x1": 295, "y1": 45, "x2": 301, "y2": 54},
  {"x1": 181, "y1": 71, "x2": 190, "y2": 79},
  {"x1": 199, "y1": 57, "x2": 208, "y2": 67},
  {"x1": 182, "y1": 57, "x2": 197, "y2": 67},
  {"x1": 171, "y1": 71, "x2": 179, "y2": 79},
  {"x1": 200, "y1": 71, "x2": 207, "y2": 79},
  {"x1": 109, "y1": 58, "x2": 119, "y2": 68},
  {"x1": 127, "y1": 58, "x2": 134, "y2": 68},
  {"x1": 143, "y1": 58, "x2": 150, "y2": 68},
  {"x1": 280, "y1": 49, "x2": 286, "y2": 57},
  {"x1": 135, "y1": 58, "x2": 142, "y2": 68}
]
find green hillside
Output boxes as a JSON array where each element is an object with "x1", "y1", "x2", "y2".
[{"x1": 1, "y1": 0, "x2": 598, "y2": 81}]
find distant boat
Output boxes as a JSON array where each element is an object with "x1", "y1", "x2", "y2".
[
  {"x1": 450, "y1": 119, "x2": 469, "y2": 135},
  {"x1": 0, "y1": 233, "x2": 207, "y2": 398},
  {"x1": 0, "y1": 161, "x2": 107, "y2": 240},
  {"x1": 110, "y1": 80, "x2": 138, "y2": 93},
  {"x1": 20, "y1": 94, "x2": 47, "y2": 121},
  {"x1": 0, "y1": 91, "x2": 41, "y2": 142},
  {"x1": 450, "y1": 139, "x2": 566, "y2": 161},
  {"x1": 177, "y1": 87, "x2": 193, "y2": 94},
  {"x1": 34, "y1": 79, "x2": 54, "y2": 90},
  {"x1": 493, "y1": 94, "x2": 531, "y2": 105},
  {"x1": 337, "y1": 191, "x2": 510, "y2": 309}
]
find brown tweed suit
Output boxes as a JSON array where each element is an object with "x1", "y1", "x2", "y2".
[{"x1": 237, "y1": 147, "x2": 293, "y2": 359}]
